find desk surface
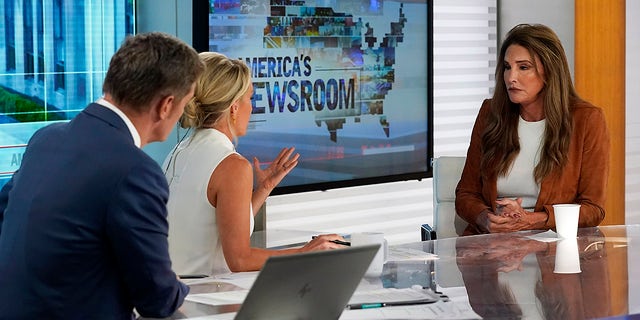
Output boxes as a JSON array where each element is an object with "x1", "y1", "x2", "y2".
[
  {"x1": 164, "y1": 225, "x2": 640, "y2": 319},
  {"x1": 409, "y1": 225, "x2": 639, "y2": 319}
]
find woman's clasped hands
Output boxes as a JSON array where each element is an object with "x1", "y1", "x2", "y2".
[{"x1": 478, "y1": 197, "x2": 533, "y2": 233}]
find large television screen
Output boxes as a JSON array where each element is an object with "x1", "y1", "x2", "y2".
[
  {"x1": 192, "y1": 0, "x2": 432, "y2": 194},
  {"x1": 0, "y1": 1, "x2": 135, "y2": 187}
]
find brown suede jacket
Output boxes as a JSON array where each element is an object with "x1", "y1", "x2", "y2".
[{"x1": 456, "y1": 98, "x2": 610, "y2": 235}]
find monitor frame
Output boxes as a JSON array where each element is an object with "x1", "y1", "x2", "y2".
[{"x1": 191, "y1": 0, "x2": 433, "y2": 195}]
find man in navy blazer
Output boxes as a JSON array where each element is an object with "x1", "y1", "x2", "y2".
[{"x1": 0, "y1": 32, "x2": 204, "y2": 319}]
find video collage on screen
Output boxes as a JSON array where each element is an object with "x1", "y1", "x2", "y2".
[{"x1": 194, "y1": 0, "x2": 433, "y2": 194}]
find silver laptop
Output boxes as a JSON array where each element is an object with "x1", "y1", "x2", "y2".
[{"x1": 234, "y1": 244, "x2": 381, "y2": 320}]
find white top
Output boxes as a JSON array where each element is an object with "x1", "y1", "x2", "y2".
[
  {"x1": 163, "y1": 128, "x2": 254, "y2": 276},
  {"x1": 496, "y1": 116, "x2": 545, "y2": 210}
]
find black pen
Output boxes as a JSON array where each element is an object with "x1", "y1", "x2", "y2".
[
  {"x1": 179, "y1": 274, "x2": 209, "y2": 279},
  {"x1": 311, "y1": 236, "x2": 351, "y2": 246},
  {"x1": 330, "y1": 239, "x2": 351, "y2": 246},
  {"x1": 347, "y1": 298, "x2": 437, "y2": 310}
]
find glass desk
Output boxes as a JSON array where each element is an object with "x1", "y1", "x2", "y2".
[
  {"x1": 397, "y1": 225, "x2": 639, "y2": 319},
  {"x1": 155, "y1": 225, "x2": 640, "y2": 319}
]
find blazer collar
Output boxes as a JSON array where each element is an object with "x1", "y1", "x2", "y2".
[{"x1": 83, "y1": 103, "x2": 138, "y2": 146}]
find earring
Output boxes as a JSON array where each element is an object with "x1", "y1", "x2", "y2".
[{"x1": 233, "y1": 116, "x2": 237, "y2": 125}]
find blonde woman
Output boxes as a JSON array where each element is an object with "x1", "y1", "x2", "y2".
[{"x1": 163, "y1": 52, "x2": 345, "y2": 276}]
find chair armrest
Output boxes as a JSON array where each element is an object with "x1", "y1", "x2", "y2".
[{"x1": 421, "y1": 224, "x2": 437, "y2": 241}]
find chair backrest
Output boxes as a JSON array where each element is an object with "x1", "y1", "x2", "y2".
[{"x1": 432, "y1": 156, "x2": 468, "y2": 238}]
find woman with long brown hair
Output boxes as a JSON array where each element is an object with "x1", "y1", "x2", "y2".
[{"x1": 456, "y1": 24, "x2": 610, "y2": 235}]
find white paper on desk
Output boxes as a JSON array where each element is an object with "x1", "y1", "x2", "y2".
[
  {"x1": 186, "y1": 290, "x2": 248, "y2": 306},
  {"x1": 185, "y1": 292, "x2": 481, "y2": 320},
  {"x1": 185, "y1": 287, "x2": 432, "y2": 307},
  {"x1": 180, "y1": 277, "x2": 229, "y2": 286},
  {"x1": 339, "y1": 300, "x2": 481, "y2": 320},
  {"x1": 526, "y1": 229, "x2": 561, "y2": 242},
  {"x1": 185, "y1": 301, "x2": 482, "y2": 320},
  {"x1": 183, "y1": 313, "x2": 235, "y2": 320},
  {"x1": 387, "y1": 247, "x2": 438, "y2": 262},
  {"x1": 437, "y1": 286, "x2": 480, "y2": 319},
  {"x1": 436, "y1": 285, "x2": 469, "y2": 301},
  {"x1": 211, "y1": 271, "x2": 259, "y2": 289}
]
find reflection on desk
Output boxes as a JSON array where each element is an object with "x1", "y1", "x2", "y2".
[
  {"x1": 152, "y1": 225, "x2": 639, "y2": 320},
  {"x1": 456, "y1": 229, "x2": 611, "y2": 319},
  {"x1": 369, "y1": 225, "x2": 637, "y2": 320}
]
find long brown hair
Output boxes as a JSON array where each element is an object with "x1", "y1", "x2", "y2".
[{"x1": 481, "y1": 24, "x2": 579, "y2": 183}]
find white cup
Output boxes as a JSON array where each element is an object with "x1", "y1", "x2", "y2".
[
  {"x1": 553, "y1": 204, "x2": 581, "y2": 239},
  {"x1": 554, "y1": 238, "x2": 581, "y2": 274},
  {"x1": 350, "y1": 232, "x2": 387, "y2": 277}
]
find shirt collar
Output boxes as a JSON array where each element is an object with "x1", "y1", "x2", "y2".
[{"x1": 96, "y1": 98, "x2": 142, "y2": 148}]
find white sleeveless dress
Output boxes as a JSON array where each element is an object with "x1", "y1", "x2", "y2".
[{"x1": 163, "y1": 128, "x2": 254, "y2": 276}]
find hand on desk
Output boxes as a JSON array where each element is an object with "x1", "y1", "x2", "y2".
[{"x1": 302, "y1": 234, "x2": 349, "y2": 251}]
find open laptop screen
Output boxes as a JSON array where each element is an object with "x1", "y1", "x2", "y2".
[{"x1": 235, "y1": 244, "x2": 380, "y2": 320}]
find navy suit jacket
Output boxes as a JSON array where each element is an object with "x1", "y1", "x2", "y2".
[{"x1": 0, "y1": 103, "x2": 188, "y2": 319}]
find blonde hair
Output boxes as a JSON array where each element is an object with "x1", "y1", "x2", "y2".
[{"x1": 180, "y1": 52, "x2": 251, "y2": 137}]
